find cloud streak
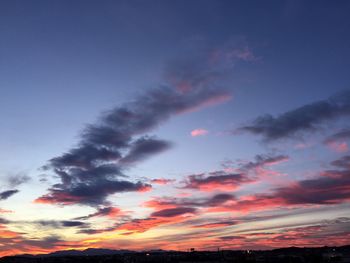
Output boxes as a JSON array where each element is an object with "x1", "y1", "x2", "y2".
[
  {"x1": 324, "y1": 129, "x2": 350, "y2": 153},
  {"x1": 36, "y1": 48, "x2": 236, "y2": 206},
  {"x1": 181, "y1": 172, "x2": 253, "y2": 192},
  {"x1": 238, "y1": 90, "x2": 350, "y2": 141},
  {"x1": 181, "y1": 154, "x2": 288, "y2": 191},
  {"x1": 0, "y1": 190, "x2": 19, "y2": 201}
]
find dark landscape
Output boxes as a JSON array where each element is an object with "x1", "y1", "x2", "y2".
[{"x1": 1, "y1": 246, "x2": 350, "y2": 263}]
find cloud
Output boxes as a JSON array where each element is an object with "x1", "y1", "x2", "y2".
[
  {"x1": 214, "y1": 155, "x2": 350, "y2": 213},
  {"x1": 61, "y1": 221, "x2": 87, "y2": 227},
  {"x1": 0, "y1": 231, "x2": 76, "y2": 256},
  {"x1": 151, "y1": 178, "x2": 175, "y2": 185},
  {"x1": 191, "y1": 129, "x2": 209, "y2": 137},
  {"x1": 238, "y1": 90, "x2": 350, "y2": 141},
  {"x1": 330, "y1": 155, "x2": 350, "y2": 168},
  {"x1": 35, "y1": 220, "x2": 88, "y2": 228},
  {"x1": 75, "y1": 207, "x2": 123, "y2": 220},
  {"x1": 23, "y1": 235, "x2": 64, "y2": 250},
  {"x1": 242, "y1": 217, "x2": 350, "y2": 248},
  {"x1": 78, "y1": 216, "x2": 350, "y2": 252},
  {"x1": 324, "y1": 129, "x2": 350, "y2": 153},
  {"x1": 0, "y1": 209, "x2": 12, "y2": 213},
  {"x1": 35, "y1": 180, "x2": 151, "y2": 206},
  {"x1": 325, "y1": 129, "x2": 350, "y2": 143},
  {"x1": 0, "y1": 218, "x2": 10, "y2": 224},
  {"x1": 326, "y1": 141, "x2": 348, "y2": 153},
  {"x1": 219, "y1": 235, "x2": 246, "y2": 241},
  {"x1": 80, "y1": 206, "x2": 197, "y2": 234},
  {"x1": 192, "y1": 221, "x2": 237, "y2": 229},
  {"x1": 274, "y1": 155, "x2": 350, "y2": 205},
  {"x1": 182, "y1": 172, "x2": 253, "y2": 192},
  {"x1": 144, "y1": 193, "x2": 236, "y2": 210},
  {"x1": 119, "y1": 137, "x2": 172, "y2": 164},
  {"x1": 181, "y1": 154, "x2": 288, "y2": 191},
  {"x1": 147, "y1": 155, "x2": 350, "y2": 216},
  {"x1": 0, "y1": 190, "x2": 19, "y2": 200},
  {"x1": 151, "y1": 207, "x2": 196, "y2": 217},
  {"x1": 114, "y1": 217, "x2": 180, "y2": 234},
  {"x1": 36, "y1": 47, "x2": 235, "y2": 207},
  {"x1": 5, "y1": 173, "x2": 30, "y2": 188},
  {"x1": 239, "y1": 154, "x2": 289, "y2": 171}
]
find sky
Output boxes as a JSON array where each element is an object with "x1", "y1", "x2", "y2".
[{"x1": 0, "y1": 0, "x2": 350, "y2": 256}]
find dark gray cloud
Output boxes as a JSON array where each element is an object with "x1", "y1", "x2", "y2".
[
  {"x1": 74, "y1": 206, "x2": 122, "y2": 220},
  {"x1": 324, "y1": 129, "x2": 350, "y2": 144},
  {"x1": 219, "y1": 235, "x2": 246, "y2": 241},
  {"x1": 34, "y1": 220, "x2": 89, "y2": 229},
  {"x1": 49, "y1": 145, "x2": 122, "y2": 170},
  {"x1": 78, "y1": 226, "x2": 116, "y2": 235},
  {"x1": 330, "y1": 155, "x2": 350, "y2": 169},
  {"x1": 36, "y1": 49, "x2": 233, "y2": 207},
  {"x1": 191, "y1": 220, "x2": 237, "y2": 228},
  {"x1": 0, "y1": 189, "x2": 19, "y2": 200},
  {"x1": 0, "y1": 217, "x2": 10, "y2": 224},
  {"x1": 151, "y1": 207, "x2": 196, "y2": 217},
  {"x1": 23, "y1": 235, "x2": 64, "y2": 250},
  {"x1": 147, "y1": 193, "x2": 236, "y2": 209},
  {"x1": 5, "y1": 173, "x2": 30, "y2": 188},
  {"x1": 37, "y1": 180, "x2": 151, "y2": 206},
  {"x1": 61, "y1": 220, "x2": 87, "y2": 227},
  {"x1": 0, "y1": 174, "x2": 29, "y2": 213},
  {"x1": 182, "y1": 172, "x2": 252, "y2": 191},
  {"x1": 238, "y1": 90, "x2": 350, "y2": 141},
  {"x1": 240, "y1": 154, "x2": 289, "y2": 170},
  {"x1": 205, "y1": 193, "x2": 236, "y2": 207},
  {"x1": 120, "y1": 137, "x2": 172, "y2": 164}
]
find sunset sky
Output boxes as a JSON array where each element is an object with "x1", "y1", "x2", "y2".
[{"x1": 1, "y1": 0, "x2": 350, "y2": 256}]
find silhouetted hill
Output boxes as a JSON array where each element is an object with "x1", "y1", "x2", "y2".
[{"x1": 47, "y1": 248, "x2": 132, "y2": 257}]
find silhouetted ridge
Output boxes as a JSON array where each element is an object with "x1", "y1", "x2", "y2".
[{"x1": 48, "y1": 248, "x2": 132, "y2": 257}]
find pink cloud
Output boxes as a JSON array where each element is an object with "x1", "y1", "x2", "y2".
[
  {"x1": 294, "y1": 143, "x2": 311, "y2": 149},
  {"x1": 177, "y1": 93, "x2": 232, "y2": 115},
  {"x1": 191, "y1": 129, "x2": 209, "y2": 137},
  {"x1": 151, "y1": 178, "x2": 175, "y2": 185},
  {"x1": 0, "y1": 208, "x2": 13, "y2": 213},
  {"x1": 326, "y1": 141, "x2": 348, "y2": 153}
]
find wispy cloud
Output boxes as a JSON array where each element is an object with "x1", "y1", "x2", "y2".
[
  {"x1": 181, "y1": 154, "x2": 288, "y2": 192},
  {"x1": 0, "y1": 190, "x2": 19, "y2": 201},
  {"x1": 181, "y1": 172, "x2": 253, "y2": 192},
  {"x1": 237, "y1": 90, "x2": 350, "y2": 141},
  {"x1": 324, "y1": 129, "x2": 350, "y2": 153},
  {"x1": 35, "y1": 46, "x2": 239, "y2": 206}
]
